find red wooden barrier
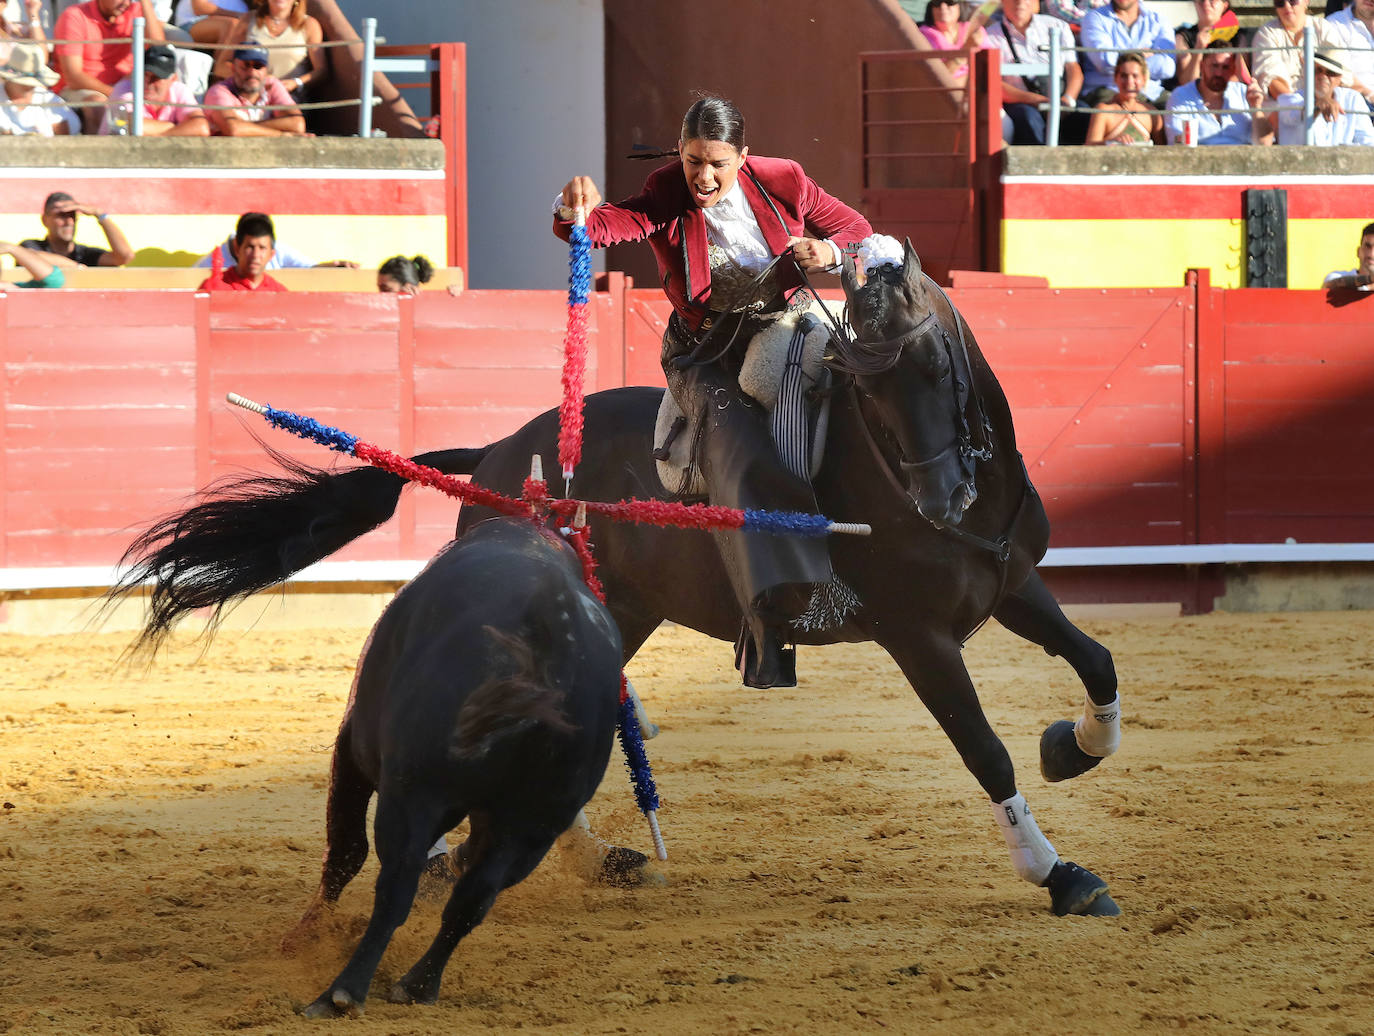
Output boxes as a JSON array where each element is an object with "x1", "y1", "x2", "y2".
[{"x1": 2, "y1": 282, "x2": 1369, "y2": 603}]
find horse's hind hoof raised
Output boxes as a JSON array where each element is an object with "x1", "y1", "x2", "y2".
[
  {"x1": 598, "y1": 845, "x2": 654, "y2": 886},
  {"x1": 1039, "y1": 720, "x2": 1103, "y2": 783},
  {"x1": 1043, "y1": 860, "x2": 1121, "y2": 917}
]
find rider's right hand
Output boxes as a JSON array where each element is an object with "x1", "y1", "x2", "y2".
[{"x1": 560, "y1": 176, "x2": 603, "y2": 216}]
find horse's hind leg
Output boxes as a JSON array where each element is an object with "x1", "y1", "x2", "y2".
[
  {"x1": 994, "y1": 569, "x2": 1122, "y2": 782},
  {"x1": 388, "y1": 824, "x2": 558, "y2": 1005},
  {"x1": 281, "y1": 721, "x2": 375, "y2": 954},
  {"x1": 884, "y1": 630, "x2": 1118, "y2": 917}
]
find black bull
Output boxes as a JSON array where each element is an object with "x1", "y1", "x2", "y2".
[
  {"x1": 284, "y1": 517, "x2": 623, "y2": 1016},
  {"x1": 115, "y1": 264, "x2": 1121, "y2": 916}
]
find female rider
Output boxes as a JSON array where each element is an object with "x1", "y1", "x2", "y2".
[{"x1": 554, "y1": 96, "x2": 872, "y2": 689}]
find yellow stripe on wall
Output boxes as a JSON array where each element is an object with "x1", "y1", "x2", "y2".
[
  {"x1": 1003, "y1": 218, "x2": 1367, "y2": 291},
  {"x1": 0, "y1": 214, "x2": 446, "y2": 272}
]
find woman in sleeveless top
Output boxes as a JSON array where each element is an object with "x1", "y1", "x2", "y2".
[
  {"x1": 553, "y1": 97, "x2": 872, "y2": 689},
  {"x1": 213, "y1": 0, "x2": 325, "y2": 100},
  {"x1": 1086, "y1": 51, "x2": 1163, "y2": 145},
  {"x1": 918, "y1": 0, "x2": 991, "y2": 91}
]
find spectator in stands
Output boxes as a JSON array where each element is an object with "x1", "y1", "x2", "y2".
[
  {"x1": 1327, "y1": 0, "x2": 1374, "y2": 108},
  {"x1": 0, "y1": 39, "x2": 80, "y2": 134},
  {"x1": 203, "y1": 42, "x2": 307, "y2": 136},
  {"x1": 919, "y1": 0, "x2": 991, "y2": 91},
  {"x1": 1252, "y1": 0, "x2": 1357, "y2": 101},
  {"x1": 172, "y1": 0, "x2": 246, "y2": 45},
  {"x1": 193, "y1": 211, "x2": 358, "y2": 269},
  {"x1": 377, "y1": 254, "x2": 434, "y2": 295},
  {"x1": 1080, "y1": 0, "x2": 1176, "y2": 104},
  {"x1": 196, "y1": 212, "x2": 287, "y2": 292},
  {"x1": 2, "y1": 0, "x2": 48, "y2": 44},
  {"x1": 1323, "y1": 221, "x2": 1374, "y2": 288},
  {"x1": 1172, "y1": 0, "x2": 1243, "y2": 87},
  {"x1": 22, "y1": 191, "x2": 133, "y2": 267},
  {"x1": 1274, "y1": 46, "x2": 1374, "y2": 143},
  {"x1": 213, "y1": 0, "x2": 325, "y2": 101},
  {"x1": 0, "y1": 240, "x2": 65, "y2": 288},
  {"x1": 1085, "y1": 50, "x2": 1165, "y2": 143},
  {"x1": 99, "y1": 42, "x2": 208, "y2": 135},
  {"x1": 1042, "y1": 0, "x2": 1111, "y2": 37},
  {"x1": 1166, "y1": 40, "x2": 1271, "y2": 143},
  {"x1": 984, "y1": 0, "x2": 1085, "y2": 144},
  {"x1": 53, "y1": 0, "x2": 167, "y2": 134}
]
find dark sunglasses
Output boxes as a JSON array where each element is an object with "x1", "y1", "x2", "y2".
[
  {"x1": 1273, "y1": 0, "x2": 1300, "y2": 7},
  {"x1": 930, "y1": 0, "x2": 960, "y2": 6},
  {"x1": 237, "y1": 59, "x2": 268, "y2": 68}
]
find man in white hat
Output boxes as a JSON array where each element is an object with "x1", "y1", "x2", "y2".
[
  {"x1": 1275, "y1": 46, "x2": 1374, "y2": 145},
  {"x1": 0, "y1": 42, "x2": 79, "y2": 136}
]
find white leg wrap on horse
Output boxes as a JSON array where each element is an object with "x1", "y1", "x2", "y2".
[
  {"x1": 427, "y1": 835, "x2": 449, "y2": 860},
  {"x1": 1074, "y1": 693, "x2": 1121, "y2": 758},
  {"x1": 992, "y1": 793, "x2": 1059, "y2": 885}
]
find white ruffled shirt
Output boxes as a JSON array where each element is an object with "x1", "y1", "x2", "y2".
[{"x1": 703, "y1": 179, "x2": 843, "y2": 272}]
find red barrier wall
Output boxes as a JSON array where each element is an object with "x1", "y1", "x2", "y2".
[{"x1": 2, "y1": 280, "x2": 1370, "y2": 577}]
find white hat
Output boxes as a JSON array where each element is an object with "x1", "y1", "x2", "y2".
[{"x1": 0, "y1": 42, "x2": 58, "y2": 90}]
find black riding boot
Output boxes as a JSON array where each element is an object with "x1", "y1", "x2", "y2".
[{"x1": 665, "y1": 348, "x2": 832, "y2": 689}]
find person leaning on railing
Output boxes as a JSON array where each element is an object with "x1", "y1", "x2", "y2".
[
  {"x1": 212, "y1": 0, "x2": 325, "y2": 102},
  {"x1": 53, "y1": 0, "x2": 166, "y2": 134},
  {"x1": 99, "y1": 41, "x2": 208, "y2": 135},
  {"x1": 1164, "y1": 39, "x2": 1271, "y2": 144},
  {"x1": 0, "y1": 241, "x2": 65, "y2": 288},
  {"x1": 983, "y1": 0, "x2": 1085, "y2": 144},
  {"x1": 1323, "y1": 221, "x2": 1374, "y2": 290},
  {"x1": 1251, "y1": 0, "x2": 1360, "y2": 101},
  {"x1": 1273, "y1": 45, "x2": 1374, "y2": 144},
  {"x1": 203, "y1": 41, "x2": 307, "y2": 135},
  {"x1": 1085, "y1": 50, "x2": 1164, "y2": 143}
]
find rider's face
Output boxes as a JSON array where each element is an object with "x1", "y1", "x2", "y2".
[{"x1": 679, "y1": 138, "x2": 747, "y2": 209}]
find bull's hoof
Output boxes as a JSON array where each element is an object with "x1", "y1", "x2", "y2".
[
  {"x1": 1040, "y1": 720, "x2": 1103, "y2": 783},
  {"x1": 598, "y1": 845, "x2": 653, "y2": 887},
  {"x1": 1043, "y1": 860, "x2": 1120, "y2": 917},
  {"x1": 301, "y1": 988, "x2": 364, "y2": 1019}
]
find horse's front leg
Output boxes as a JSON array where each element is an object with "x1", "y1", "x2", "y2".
[
  {"x1": 993, "y1": 569, "x2": 1122, "y2": 782},
  {"x1": 883, "y1": 629, "x2": 1120, "y2": 917}
]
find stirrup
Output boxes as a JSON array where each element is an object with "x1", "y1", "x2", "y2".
[{"x1": 734, "y1": 620, "x2": 796, "y2": 689}]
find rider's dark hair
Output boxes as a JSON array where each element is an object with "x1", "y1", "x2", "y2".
[
  {"x1": 379, "y1": 254, "x2": 435, "y2": 287},
  {"x1": 680, "y1": 96, "x2": 745, "y2": 152},
  {"x1": 235, "y1": 211, "x2": 275, "y2": 245}
]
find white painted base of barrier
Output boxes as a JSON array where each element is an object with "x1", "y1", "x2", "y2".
[{"x1": 2, "y1": 544, "x2": 1371, "y2": 594}]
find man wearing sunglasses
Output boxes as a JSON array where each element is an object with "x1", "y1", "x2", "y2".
[
  {"x1": 1252, "y1": 0, "x2": 1359, "y2": 101},
  {"x1": 203, "y1": 43, "x2": 308, "y2": 136}
]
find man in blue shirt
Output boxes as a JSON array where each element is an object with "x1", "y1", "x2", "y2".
[
  {"x1": 1165, "y1": 42, "x2": 1272, "y2": 145},
  {"x1": 1081, "y1": 0, "x2": 1176, "y2": 103}
]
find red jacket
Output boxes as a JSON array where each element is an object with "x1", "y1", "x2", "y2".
[
  {"x1": 553, "y1": 155, "x2": 871, "y2": 332},
  {"x1": 198, "y1": 268, "x2": 288, "y2": 292}
]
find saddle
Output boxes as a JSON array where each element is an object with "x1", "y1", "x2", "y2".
[{"x1": 653, "y1": 300, "x2": 836, "y2": 496}]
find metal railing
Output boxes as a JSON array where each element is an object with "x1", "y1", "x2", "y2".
[{"x1": 40, "y1": 16, "x2": 433, "y2": 137}]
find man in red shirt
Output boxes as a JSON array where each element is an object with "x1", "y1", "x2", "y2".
[
  {"x1": 53, "y1": 0, "x2": 166, "y2": 134},
  {"x1": 197, "y1": 213, "x2": 288, "y2": 292}
]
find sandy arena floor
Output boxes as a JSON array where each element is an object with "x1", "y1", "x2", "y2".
[{"x1": 1, "y1": 611, "x2": 1371, "y2": 1034}]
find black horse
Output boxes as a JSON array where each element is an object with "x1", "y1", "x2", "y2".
[{"x1": 114, "y1": 242, "x2": 1122, "y2": 916}]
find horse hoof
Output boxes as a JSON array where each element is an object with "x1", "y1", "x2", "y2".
[
  {"x1": 1043, "y1": 860, "x2": 1118, "y2": 917},
  {"x1": 1039, "y1": 720, "x2": 1103, "y2": 783},
  {"x1": 598, "y1": 845, "x2": 652, "y2": 886},
  {"x1": 301, "y1": 989, "x2": 362, "y2": 1019},
  {"x1": 387, "y1": 979, "x2": 439, "y2": 1006}
]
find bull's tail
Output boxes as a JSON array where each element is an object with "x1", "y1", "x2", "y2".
[
  {"x1": 107, "y1": 440, "x2": 491, "y2": 655},
  {"x1": 451, "y1": 627, "x2": 577, "y2": 759}
]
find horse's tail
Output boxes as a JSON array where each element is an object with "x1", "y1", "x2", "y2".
[{"x1": 107, "y1": 439, "x2": 492, "y2": 655}]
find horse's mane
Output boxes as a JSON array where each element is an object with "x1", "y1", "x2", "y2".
[{"x1": 827, "y1": 264, "x2": 919, "y2": 376}]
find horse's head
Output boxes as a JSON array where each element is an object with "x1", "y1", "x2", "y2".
[{"x1": 834, "y1": 239, "x2": 983, "y2": 526}]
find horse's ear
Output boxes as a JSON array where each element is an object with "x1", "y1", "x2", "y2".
[
  {"x1": 901, "y1": 238, "x2": 926, "y2": 304},
  {"x1": 840, "y1": 251, "x2": 859, "y2": 302}
]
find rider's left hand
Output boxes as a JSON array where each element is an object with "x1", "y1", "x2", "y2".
[{"x1": 787, "y1": 236, "x2": 835, "y2": 272}]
